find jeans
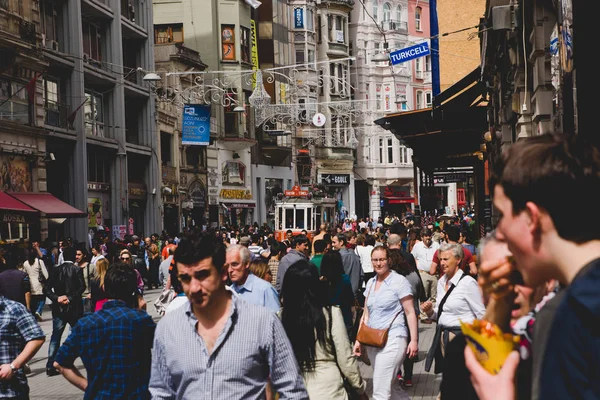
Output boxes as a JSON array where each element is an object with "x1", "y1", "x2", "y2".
[
  {"x1": 30, "y1": 295, "x2": 45, "y2": 316},
  {"x1": 46, "y1": 315, "x2": 79, "y2": 369}
]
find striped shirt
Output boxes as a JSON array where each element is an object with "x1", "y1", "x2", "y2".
[{"x1": 149, "y1": 292, "x2": 308, "y2": 400}]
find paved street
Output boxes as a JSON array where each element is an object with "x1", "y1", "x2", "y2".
[{"x1": 26, "y1": 288, "x2": 440, "y2": 399}]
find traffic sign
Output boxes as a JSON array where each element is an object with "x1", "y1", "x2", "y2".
[{"x1": 389, "y1": 42, "x2": 430, "y2": 65}]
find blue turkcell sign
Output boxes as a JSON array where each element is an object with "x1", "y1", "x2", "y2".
[
  {"x1": 182, "y1": 104, "x2": 211, "y2": 146},
  {"x1": 389, "y1": 42, "x2": 431, "y2": 65}
]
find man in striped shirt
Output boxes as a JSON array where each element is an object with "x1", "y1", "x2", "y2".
[{"x1": 149, "y1": 233, "x2": 308, "y2": 399}]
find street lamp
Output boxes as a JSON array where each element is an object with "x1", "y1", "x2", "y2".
[{"x1": 142, "y1": 72, "x2": 162, "y2": 82}]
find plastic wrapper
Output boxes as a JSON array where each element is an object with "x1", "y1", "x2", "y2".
[{"x1": 460, "y1": 319, "x2": 519, "y2": 374}]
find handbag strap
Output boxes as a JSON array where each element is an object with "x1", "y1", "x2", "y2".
[
  {"x1": 363, "y1": 279, "x2": 402, "y2": 329},
  {"x1": 437, "y1": 272, "x2": 468, "y2": 322}
]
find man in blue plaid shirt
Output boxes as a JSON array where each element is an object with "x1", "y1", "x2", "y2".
[
  {"x1": 53, "y1": 263, "x2": 156, "y2": 399},
  {"x1": 0, "y1": 296, "x2": 45, "y2": 399}
]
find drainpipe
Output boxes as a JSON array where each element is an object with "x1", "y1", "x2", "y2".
[{"x1": 429, "y1": 0, "x2": 440, "y2": 96}]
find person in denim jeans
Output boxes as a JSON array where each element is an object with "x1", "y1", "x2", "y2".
[{"x1": 43, "y1": 247, "x2": 85, "y2": 377}]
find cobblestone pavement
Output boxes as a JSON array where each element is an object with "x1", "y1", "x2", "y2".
[{"x1": 27, "y1": 288, "x2": 440, "y2": 399}]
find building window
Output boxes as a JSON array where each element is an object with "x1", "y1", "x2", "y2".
[
  {"x1": 372, "y1": 2, "x2": 378, "y2": 22},
  {"x1": 375, "y1": 84, "x2": 382, "y2": 110},
  {"x1": 396, "y1": 5, "x2": 402, "y2": 22},
  {"x1": 317, "y1": 15, "x2": 322, "y2": 43},
  {"x1": 160, "y1": 131, "x2": 172, "y2": 166},
  {"x1": 240, "y1": 26, "x2": 250, "y2": 63},
  {"x1": 41, "y1": 0, "x2": 58, "y2": 49},
  {"x1": 84, "y1": 91, "x2": 104, "y2": 137},
  {"x1": 307, "y1": 8, "x2": 314, "y2": 31},
  {"x1": 415, "y1": 57, "x2": 423, "y2": 79},
  {"x1": 365, "y1": 83, "x2": 369, "y2": 100},
  {"x1": 223, "y1": 89, "x2": 238, "y2": 136},
  {"x1": 185, "y1": 146, "x2": 206, "y2": 169},
  {"x1": 365, "y1": 137, "x2": 371, "y2": 162},
  {"x1": 82, "y1": 21, "x2": 103, "y2": 65},
  {"x1": 383, "y1": 3, "x2": 391, "y2": 22},
  {"x1": 154, "y1": 23, "x2": 183, "y2": 44},
  {"x1": 43, "y1": 78, "x2": 61, "y2": 127},
  {"x1": 425, "y1": 91, "x2": 432, "y2": 107},
  {"x1": 295, "y1": 48, "x2": 305, "y2": 63},
  {"x1": 399, "y1": 145, "x2": 410, "y2": 164},
  {"x1": 385, "y1": 93, "x2": 391, "y2": 111},
  {"x1": 221, "y1": 25, "x2": 236, "y2": 61},
  {"x1": 416, "y1": 90, "x2": 423, "y2": 109},
  {"x1": 387, "y1": 137, "x2": 394, "y2": 163},
  {"x1": 364, "y1": 41, "x2": 370, "y2": 63},
  {"x1": 426, "y1": 55, "x2": 432, "y2": 71},
  {"x1": 307, "y1": 49, "x2": 315, "y2": 68},
  {"x1": 0, "y1": 79, "x2": 29, "y2": 124},
  {"x1": 378, "y1": 137, "x2": 384, "y2": 163},
  {"x1": 87, "y1": 149, "x2": 110, "y2": 183},
  {"x1": 415, "y1": 6, "x2": 422, "y2": 31}
]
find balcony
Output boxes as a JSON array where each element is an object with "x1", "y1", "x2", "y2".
[
  {"x1": 327, "y1": 42, "x2": 349, "y2": 57},
  {"x1": 380, "y1": 20, "x2": 408, "y2": 33},
  {"x1": 44, "y1": 102, "x2": 72, "y2": 130},
  {"x1": 320, "y1": 0, "x2": 354, "y2": 7},
  {"x1": 293, "y1": 31, "x2": 316, "y2": 44}
]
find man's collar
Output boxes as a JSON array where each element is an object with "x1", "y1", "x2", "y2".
[
  {"x1": 101, "y1": 299, "x2": 128, "y2": 309},
  {"x1": 232, "y1": 272, "x2": 256, "y2": 292}
]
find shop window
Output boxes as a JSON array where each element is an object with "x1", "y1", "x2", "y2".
[
  {"x1": 154, "y1": 23, "x2": 183, "y2": 44},
  {"x1": 0, "y1": 223, "x2": 30, "y2": 242},
  {"x1": 221, "y1": 161, "x2": 245, "y2": 185}
]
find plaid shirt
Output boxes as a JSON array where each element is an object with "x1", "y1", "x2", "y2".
[
  {"x1": 55, "y1": 300, "x2": 156, "y2": 400},
  {"x1": 0, "y1": 296, "x2": 45, "y2": 398}
]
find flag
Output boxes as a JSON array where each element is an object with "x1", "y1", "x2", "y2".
[
  {"x1": 26, "y1": 71, "x2": 44, "y2": 104},
  {"x1": 67, "y1": 98, "x2": 89, "y2": 126}
]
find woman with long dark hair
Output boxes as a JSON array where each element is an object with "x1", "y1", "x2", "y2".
[
  {"x1": 281, "y1": 260, "x2": 367, "y2": 399},
  {"x1": 320, "y1": 251, "x2": 355, "y2": 337}
]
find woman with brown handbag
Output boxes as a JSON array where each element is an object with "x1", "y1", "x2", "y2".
[{"x1": 353, "y1": 246, "x2": 419, "y2": 399}]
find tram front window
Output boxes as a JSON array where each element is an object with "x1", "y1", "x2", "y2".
[
  {"x1": 285, "y1": 209, "x2": 294, "y2": 229},
  {"x1": 295, "y1": 208, "x2": 305, "y2": 229}
]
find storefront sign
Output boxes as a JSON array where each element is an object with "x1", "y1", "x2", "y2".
[
  {"x1": 321, "y1": 174, "x2": 350, "y2": 185},
  {"x1": 128, "y1": 218, "x2": 134, "y2": 235},
  {"x1": 128, "y1": 182, "x2": 147, "y2": 199},
  {"x1": 182, "y1": 104, "x2": 211, "y2": 146},
  {"x1": 250, "y1": 20, "x2": 259, "y2": 88},
  {"x1": 433, "y1": 173, "x2": 468, "y2": 184},
  {"x1": 284, "y1": 185, "x2": 308, "y2": 197},
  {"x1": 1, "y1": 212, "x2": 26, "y2": 224},
  {"x1": 222, "y1": 202, "x2": 256, "y2": 208},
  {"x1": 220, "y1": 189, "x2": 252, "y2": 200},
  {"x1": 383, "y1": 185, "x2": 411, "y2": 198},
  {"x1": 87, "y1": 182, "x2": 110, "y2": 192}
]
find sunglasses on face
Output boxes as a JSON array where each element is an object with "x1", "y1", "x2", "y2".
[{"x1": 120, "y1": 256, "x2": 131, "y2": 261}]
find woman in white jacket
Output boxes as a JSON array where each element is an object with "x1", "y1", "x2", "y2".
[{"x1": 22, "y1": 248, "x2": 49, "y2": 321}]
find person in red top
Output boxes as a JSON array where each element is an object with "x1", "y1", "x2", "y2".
[
  {"x1": 429, "y1": 225, "x2": 477, "y2": 276},
  {"x1": 161, "y1": 239, "x2": 177, "y2": 261}
]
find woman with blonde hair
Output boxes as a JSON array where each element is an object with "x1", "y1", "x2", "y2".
[
  {"x1": 147, "y1": 243, "x2": 161, "y2": 289},
  {"x1": 249, "y1": 260, "x2": 273, "y2": 283},
  {"x1": 90, "y1": 258, "x2": 110, "y2": 311}
]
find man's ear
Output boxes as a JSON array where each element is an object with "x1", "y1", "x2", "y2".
[{"x1": 524, "y1": 201, "x2": 548, "y2": 235}]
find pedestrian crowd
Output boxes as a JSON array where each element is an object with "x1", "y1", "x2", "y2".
[{"x1": 0, "y1": 133, "x2": 598, "y2": 400}]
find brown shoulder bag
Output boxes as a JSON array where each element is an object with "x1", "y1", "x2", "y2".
[{"x1": 356, "y1": 283, "x2": 401, "y2": 348}]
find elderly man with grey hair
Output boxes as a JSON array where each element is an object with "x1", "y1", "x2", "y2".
[{"x1": 226, "y1": 244, "x2": 280, "y2": 313}]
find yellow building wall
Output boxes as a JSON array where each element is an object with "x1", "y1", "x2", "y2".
[{"x1": 437, "y1": 0, "x2": 485, "y2": 91}]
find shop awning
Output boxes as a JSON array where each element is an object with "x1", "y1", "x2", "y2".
[
  {"x1": 8, "y1": 192, "x2": 87, "y2": 218},
  {"x1": 374, "y1": 68, "x2": 488, "y2": 170},
  {"x1": 0, "y1": 191, "x2": 38, "y2": 213}
]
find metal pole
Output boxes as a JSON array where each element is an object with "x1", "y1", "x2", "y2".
[{"x1": 429, "y1": 0, "x2": 441, "y2": 96}]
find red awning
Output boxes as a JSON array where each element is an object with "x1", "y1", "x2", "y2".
[
  {"x1": 0, "y1": 191, "x2": 38, "y2": 213},
  {"x1": 8, "y1": 192, "x2": 86, "y2": 218}
]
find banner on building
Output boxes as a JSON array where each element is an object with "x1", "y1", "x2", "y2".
[
  {"x1": 182, "y1": 104, "x2": 211, "y2": 145},
  {"x1": 294, "y1": 8, "x2": 304, "y2": 29},
  {"x1": 250, "y1": 20, "x2": 259, "y2": 88}
]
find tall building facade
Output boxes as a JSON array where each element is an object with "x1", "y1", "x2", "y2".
[
  {"x1": 153, "y1": 0, "x2": 257, "y2": 228},
  {"x1": 2, "y1": 0, "x2": 159, "y2": 243},
  {"x1": 153, "y1": 43, "x2": 208, "y2": 236},
  {"x1": 351, "y1": 0, "x2": 431, "y2": 220}
]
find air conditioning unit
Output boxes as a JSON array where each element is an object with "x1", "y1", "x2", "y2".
[{"x1": 45, "y1": 40, "x2": 59, "y2": 51}]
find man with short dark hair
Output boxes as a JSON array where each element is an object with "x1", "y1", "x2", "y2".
[
  {"x1": 43, "y1": 247, "x2": 86, "y2": 376},
  {"x1": 149, "y1": 234, "x2": 308, "y2": 399},
  {"x1": 54, "y1": 263, "x2": 156, "y2": 399},
  {"x1": 332, "y1": 234, "x2": 362, "y2": 298},
  {"x1": 275, "y1": 234, "x2": 309, "y2": 293}
]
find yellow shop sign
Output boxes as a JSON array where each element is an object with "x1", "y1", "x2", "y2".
[{"x1": 220, "y1": 189, "x2": 252, "y2": 200}]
